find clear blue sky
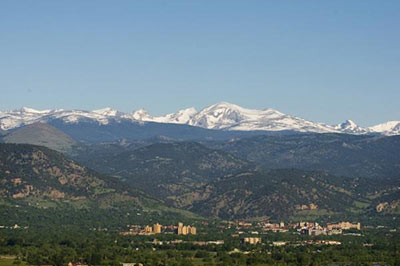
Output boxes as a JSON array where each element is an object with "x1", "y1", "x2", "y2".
[{"x1": 1, "y1": 1, "x2": 399, "y2": 126}]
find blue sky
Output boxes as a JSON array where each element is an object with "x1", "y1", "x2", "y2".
[{"x1": 1, "y1": 1, "x2": 399, "y2": 126}]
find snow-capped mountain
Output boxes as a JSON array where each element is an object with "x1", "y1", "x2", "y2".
[
  {"x1": 130, "y1": 107, "x2": 197, "y2": 124},
  {"x1": 334, "y1": 120, "x2": 369, "y2": 134},
  {"x1": 131, "y1": 109, "x2": 153, "y2": 121},
  {"x1": 186, "y1": 102, "x2": 338, "y2": 133},
  {"x1": 368, "y1": 121, "x2": 400, "y2": 136},
  {"x1": 0, "y1": 103, "x2": 398, "y2": 135},
  {"x1": 0, "y1": 107, "x2": 126, "y2": 130}
]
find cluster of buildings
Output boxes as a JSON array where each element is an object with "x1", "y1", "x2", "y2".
[
  {"x1": 121, "y1": 222, "x2": 196, "y2": 236},
  {"x1": 151, "y1": 239, "x2": 223, "y2": 246},
  {"x1": 143, "y1": 223, "x2": 162, "y2": 234},
  {"x1": 292, "y1": 221, "x2": 361, "y2": 236},
  {"x1": 326, "y1": 221, "x2": 361, "y2": 230},
  {"x1": 242, "y1": 237, "x2": 262, "y2": 245},
  {"x1": 228, "y1": 220, "x2": 361, "y2": 243},
  {"x1": 259, "y1": 221, "x2": 288, "y2": 233},
  {"x1": 177, "y1": 222, "x2": 197, "y2": 235},
  {"x1": 255, "y1": 221, "x2": 360, "y2": 236},
  {"x1": 121, "y1": 223, "x2": 162, "y2": 236},
  {"x1": 272, "y1": 240, "x2": 342, "y2": 246}
]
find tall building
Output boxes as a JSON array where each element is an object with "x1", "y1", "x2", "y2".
[
  {"x1": 177, "y1": 223, "x2": 184, "y2": 235},
  {"x1": 189, "y1": 226, "x2": 197, "y2": 235},
  {"x1": 144, "y1": 225, "x2": 153, "y2": 234},
  {"x1": 153, "y1": 223, "x2": 162, "y2": 234},
  {"x1": 182, "y1": 225, "x2": 188, "y2": 235}
]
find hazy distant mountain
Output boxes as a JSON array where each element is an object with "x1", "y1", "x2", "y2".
[
  {"x1": 0, "y1": 103, "x2": 398, "y2": 135},
  {"x1": 3, "y1": 123, "x2": 78, "y2": 153}
]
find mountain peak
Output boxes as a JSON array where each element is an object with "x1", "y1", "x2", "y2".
[
  {"x1": 19, "y1": 107, "x2": 50, "y2": 114},
  {"x1": 92, "y1": 107, "x2": 120, "y2": 116},
  {"x1": 369, "y1": 121, "x2": 400, "y2": 135},
  {"x1": 334, "y1": 119, "x2": 368, "y2": 134},
  {"x1": 206, "y1": 101, "x2": 246, "y2": 111},
  {"x1": 342, "y1": 120, "x2": 357, "y2": 127},
  {"x1": 131, "y1": 108, "x2": 153, "y2": 121},
  {"x1": 161, "y1": 107, "x2": 198, "y2": 124}
]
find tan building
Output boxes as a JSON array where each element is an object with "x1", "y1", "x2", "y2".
[
  {"x1": 153, "y1": 223, "x2": 162, "y2": 234},
  {"x1": 144, "y1": 225, "x2": 153, "y2": 234},
  {"x1": 189, "y1": 226, "x2": 197, "y2": 235},
  {"x1": 242, "y1": 237, "x2": 261, "y2": 245},
  {"x1": 182, "y1": 226, "x2": 188, "y2": 235},
  {"x1": 327, "y1": 222, "x2": 360, "y2": 230},
  {"x1": 177, "y1": 223, "x2": 184, "y2": 235},
  {"x1": 177, "y1": 223, "x2": 197, "y2": 235}
]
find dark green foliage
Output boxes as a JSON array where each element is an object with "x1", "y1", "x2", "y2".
[
  {"x1": 71, "y1": 140, "x2": 400, "y2": 220},
  {"x1": 208, "y1": 133, "x2": 400, "y2": 179},
  {"x1": 74, "y1": 142, "x2": 253, "y2": 201},
  {"x1": 0, "y1": 143, "x2": 199, "y2": 222},
  {"x1": 0, "y1": 143, "x2": 126, "y2": 200},
  {"x1": 188, "y1": 169, "x2": 391, "y2": 219},
  {"x1": 0, "y1": 223, "x2": 400, "y2": 266}
]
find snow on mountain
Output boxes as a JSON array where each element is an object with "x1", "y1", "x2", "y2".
[
  {"x1": 0, "y1": 107, "x2": 53, "y2": 130},
  {"x1": 0, "y1": 103, "x2": 398, "y2": 135},
  {"x1": 19, "y1": 107, "x2": 52, "y2": 114},
  {"x1": 187, "y1": 102, "x2": 338, "y2": 133},
  {"x1": 0, "y1": 107, "x2": 129, "y2": 130},
  {"x1": 92, "y1": 107, "x2": 121, "y2": 117},
  {"x1": 130, "y1": 109, "x2": 153, "y2": 121},
  {"x1": 157, "y1": 107, "x2": 197, "y2": 124},
  {"x1": 129, "y1": 107, "x2": 197, "y2": 124},
  {"x1": 334, "y1": 120, "x2": 369, "y2": 134},
  {"x1": 368, "y1": 121, "x2": 400, "y2": 136}
]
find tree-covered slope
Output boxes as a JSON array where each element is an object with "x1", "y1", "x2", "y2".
[
  {"x1": 75, "y1": 142, "x2": 253, "y2": 201},
  {"x1": 71, "y1": 140, "x2": 400, "y2": 220},
  {"x1": 0, "y1": 143, "x2": 201, "y2": 222},
  {"x1": 208, "y1": 133, "x2": 400, "y2": 179},
  {"x1": 180, "y1": 170, "x2": 357, "y2": 219}
]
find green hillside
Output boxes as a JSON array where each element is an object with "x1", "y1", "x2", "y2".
[
  {"x1": 75, "y1": 142, "x2": 253, "y2": 202},
  {"x1": 0, "y1": 143, "x2": 199, "y2": 225}
]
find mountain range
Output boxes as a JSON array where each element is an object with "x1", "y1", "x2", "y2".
[
  {"x1": 1, "y1": 102, "x2": 399, "y2": 135},
  {"x1": 72, "y1": 140, "x2": 400, "y2": 219},
  {"x1": 1, "y1": 102, "x2": 399, "y2": 221},
  {"x1": 1, "y1": 128, "x2": 399, "y2": 220}
]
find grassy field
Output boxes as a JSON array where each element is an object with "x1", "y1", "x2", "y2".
[{"x1": 0, "y1": 257, "x2": 31, "y2": 266}]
